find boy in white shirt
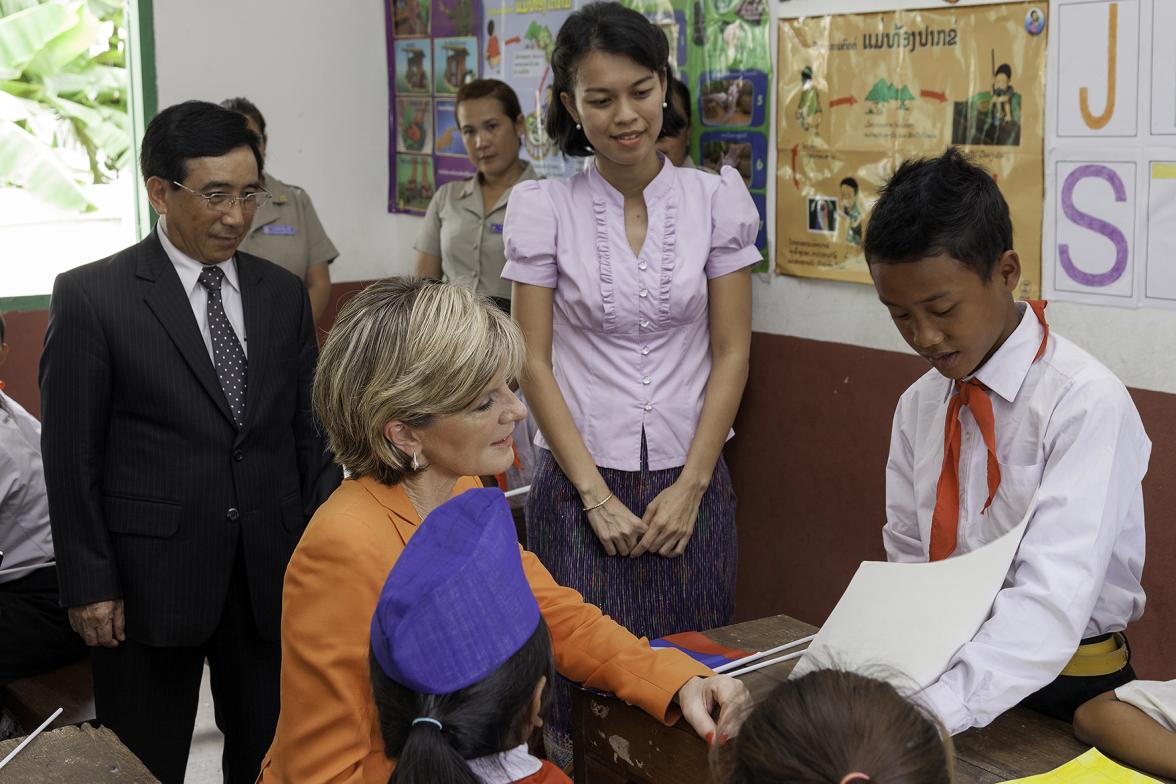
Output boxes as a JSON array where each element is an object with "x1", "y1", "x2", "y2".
[{"x1": 864, "y1": 149, "x2": 1150, "y2": 735}]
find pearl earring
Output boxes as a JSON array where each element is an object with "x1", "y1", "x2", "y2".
[
  {"x1": 662, "y1": 101, "x2": 668, "y2": 108},
  {"x1": 575, "y1": 122, "x2": 582, "y2": 130}
]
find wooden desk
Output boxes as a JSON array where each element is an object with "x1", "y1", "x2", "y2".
[
  {"x1": 571, "y1": 614, "x2": 1140, "y2": 784},
  {"x1": 0, "y1": 723, "x2": 157, "y2": 782}
]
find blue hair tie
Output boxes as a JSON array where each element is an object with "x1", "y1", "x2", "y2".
[{"x1": 411, "y1": 717, "x2": 443, "y2": 731}]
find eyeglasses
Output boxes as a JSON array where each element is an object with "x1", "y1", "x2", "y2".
[{"x1": 171, "y1": 181, "x2": 272, "y2": 213}]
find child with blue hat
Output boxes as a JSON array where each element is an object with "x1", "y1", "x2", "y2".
[{"x1": 370, "y1": 488, "x2": 569, "y2": 784}]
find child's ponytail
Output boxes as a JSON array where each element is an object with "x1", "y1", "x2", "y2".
[{"x1": 385, "y1": 706, "x2": 481, "y2": 784}]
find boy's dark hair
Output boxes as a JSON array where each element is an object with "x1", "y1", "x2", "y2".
[
  {"x1": 863, "y1": 147, "x2": 1012, "y2": 279},
  {"x1": 840, "y1": 176, "x2": 859, "y2": 193},
  {"x1": 372, "y1": 620, "x2": 555, "y2": 784},
  {"x1": 546, "y1": 2, "x2": 686, "y2": 157},
  {"x1": 995, "y1": 63, "x2": 1012, "y2": 80},
  {"x1": 669, "y1": 76, "x2": 692, "y2": 124},
  {"x1": 456, "y1": 78, "x2": 523, "y2": 123},
  {"x1": 0, "y1": 310, "x2": 6, "y2": 344},
  {"x1": 220, "y1": 96, "x2": 267, "y2": 141},
  {"x1": 141, "y1": 100, "x2": 264, "y2": 186},
  {"x1": 714, "y1": 670, "x2": 953, "y2": 784},
  {"x1": 487, "y1": 19, "x2": 494, "y2": 35}
]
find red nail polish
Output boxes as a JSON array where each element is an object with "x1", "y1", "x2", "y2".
[{"x1": 705, "y1": 732, "x2": 714, "y2": 745}]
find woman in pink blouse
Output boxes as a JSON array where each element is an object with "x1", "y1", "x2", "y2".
[{"x1": 501, "y1": 1, "x2": 759, "y2": 761}]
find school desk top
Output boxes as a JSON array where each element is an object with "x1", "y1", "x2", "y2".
[
  {"x1": 570, "y1": 614, "x2": 1174, "y2": 784},
  {"x1": 0, "y1": 724, "x2": 158, "y2": 782}
]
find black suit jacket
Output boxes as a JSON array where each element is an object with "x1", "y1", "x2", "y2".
[{"x1": 39, "y1": 232, "x2": 341, "y2": 646}]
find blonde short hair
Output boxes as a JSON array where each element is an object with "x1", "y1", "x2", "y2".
[{"x1": 313, "y1": 278, "x2": 525, "y2": 485}]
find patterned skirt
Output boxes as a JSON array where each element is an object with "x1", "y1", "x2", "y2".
[{"x1": 526, "y1": 441, "x2": 738, "y2": 766}]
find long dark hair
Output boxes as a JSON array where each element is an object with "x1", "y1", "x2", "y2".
[
  {"x1": 546, "y1": 1, "x2": 686, "y2": 156},
  {"x1": 371, "y1": 620, "x2": 555, "y2": 784},
  {"x1": 714, "y1": 670, "x2": 954, "y2": 784}
]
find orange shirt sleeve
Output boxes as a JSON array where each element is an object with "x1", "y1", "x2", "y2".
[
  {"x1": 259, "y1": 509, "x2": 395, "y2": 784},
  {"x1": 521, "y1": 548, "x2": 713, "y2": 724}
]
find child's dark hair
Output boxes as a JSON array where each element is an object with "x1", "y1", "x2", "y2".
[
  {"x1": 456, "y1": 79, "x2": 523, "y2": 122},
  {"x1": 863, "y1": 147, "x2": 1012, "y2": 280},
  {"x1": 0, "y1": 310, "x2": 6, "y2": 345},
  {"x1": 546, "y1": 2, "x2": 686, "y2": 157},
  {"x1": 714, "y1": 670, "x2": 953, "y2": 784},
  {"x1": 372, "y1": 619, "x2": 555, "y2": 784},
  {"x1": 840, "y1": 176, "x2": 859, "y2": 194}
]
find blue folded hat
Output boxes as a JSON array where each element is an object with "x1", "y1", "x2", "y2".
[{"x1": 370, "y1": 488, "x2": 541, "y2": 694}]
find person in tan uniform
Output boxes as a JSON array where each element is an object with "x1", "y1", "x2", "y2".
[
  {"x1": 258, "y1": 279, "x2": 750, "y2": 783},
  {"x1": 414, "y1": 79, "x2": 536, "y2": 315},
  {"x1": 222, "y1": 97, "x2": 338, "y2": 324}
]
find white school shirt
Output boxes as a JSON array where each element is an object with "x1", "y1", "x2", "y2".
[
  {"x1": 0, "y1": 391, "x2": 56, "y2": 584},
  {"x1": 157, "y1": 219, "x2": 248, "y2": 360},
  {"x1": 1115, "y1": 680, "x2": 1176, "y2": 732},
  {"x1": 884, "y1": 301, "x2": 1150, "y2": 735}
]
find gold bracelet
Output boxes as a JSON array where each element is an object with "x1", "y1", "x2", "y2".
[{"x1": 582, "y1": 493, "x2": 613, "y2": 513}]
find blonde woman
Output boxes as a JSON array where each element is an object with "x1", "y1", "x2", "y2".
[{"x1": 258, "y1": 278, "x2": 749, "y2": 783}]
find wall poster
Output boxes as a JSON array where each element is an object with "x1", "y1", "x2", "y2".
[
  {"x1": 1043, "y1": 0, "x2": 1176, "y2": 310},
  {"x1": 386, "y1": 0, "x2": 773, "y2": 264},
  {"x1": 775, "y1": 2, "x2": 1047, "y2": 295}
]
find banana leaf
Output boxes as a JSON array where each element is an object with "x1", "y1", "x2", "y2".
[
  {"x1": 25, "y1": 3, "x2": 100, "y2": 77},
  {"x1": 0, "y1": 2, "x2": 75, "y2": 73},
  {"x1": 0, "y1": 117, "x2": 95, "y2": 210}
]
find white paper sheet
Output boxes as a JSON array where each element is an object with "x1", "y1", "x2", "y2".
[{"x1": 791, "y1": 499, "x2": 1033, "y2": 690}]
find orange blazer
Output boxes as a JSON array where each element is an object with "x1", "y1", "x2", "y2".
[{"x1": 258, "y1": 476, "x2": 711, "y2": 783}]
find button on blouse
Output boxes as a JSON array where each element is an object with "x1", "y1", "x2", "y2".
[{"x1": 501, "y1": 157, "x2": 760, "y2": 471}]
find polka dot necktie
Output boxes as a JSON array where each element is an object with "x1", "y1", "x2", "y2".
[{"x1": 198, "y1": 266, "x2": 248, "y2": 427}]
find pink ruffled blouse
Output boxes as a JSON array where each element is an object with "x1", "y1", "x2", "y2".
[{"x1": 501, "y1": 158, "x2": 760, "y2": 471}]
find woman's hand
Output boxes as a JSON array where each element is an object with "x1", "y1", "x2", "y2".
[
  {"x1": 585, "y1": 495, "x2": 647, "y2": 557},
  {"x1": 676, "y1": 675, "x2": 751, "y2": 744},
  {"x1": 631, "y1": 478, "x2": 706, "y2": 558}
]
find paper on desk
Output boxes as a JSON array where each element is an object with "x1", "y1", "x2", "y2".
[
  {"x1": 999, "y1": 748, "x2": 1161, "y2": 782},
  {"x1": 791, "y1": 497, "x2": 1033, "y2": 690}
]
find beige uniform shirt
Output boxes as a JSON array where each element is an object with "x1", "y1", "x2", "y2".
[
  {"x1": 414, "y1": 163, "x2": 538, "y2": 301},
  {"x1": 239, "y1": 173, "x2": 338, "y2": 279}
]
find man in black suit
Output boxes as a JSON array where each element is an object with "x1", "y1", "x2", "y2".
[{"x1": 39, "y1": 101, "x2": 340, "y2": 783}]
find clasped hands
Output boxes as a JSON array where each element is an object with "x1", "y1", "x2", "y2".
[{"x1": 584, "y1": 478, "x2": 706, "y2": 558}]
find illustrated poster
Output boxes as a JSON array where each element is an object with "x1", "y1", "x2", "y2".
[{"x1": 775, "y1": 3, "x2": 1047, "y2": 295}]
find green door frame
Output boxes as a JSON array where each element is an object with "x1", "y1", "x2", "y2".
[{"x1": 0, "y1": 0, "x2": 157, "y2": 315}]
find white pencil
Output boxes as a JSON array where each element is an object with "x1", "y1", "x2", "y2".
[
  {"x1": 504, "y1": 485, "x2": 531, "y2": 499},
  {"x1": 726, "y1": 649, "x2": 808, "y2": 678},
  {"x1": 713, "y1": 633, "x2": 817, "y2": 674},
  {"x1": 0, "y1": 707, "x2": 63, "y2": 771}
]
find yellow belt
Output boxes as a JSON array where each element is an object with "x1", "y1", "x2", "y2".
[{"x1": 1060, "y1": 633, "x2": 1129, "y2": 678}]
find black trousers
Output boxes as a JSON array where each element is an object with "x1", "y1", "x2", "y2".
[
  {"x1": 92, "y1": 551, "x2": 280, "y2": 784},
  {"x1": 1020, "y1": 633, "x2": 1136, "y2": 722},
  {"x1": 0, "y1": 565, "x2": 86, "y2": 688}
]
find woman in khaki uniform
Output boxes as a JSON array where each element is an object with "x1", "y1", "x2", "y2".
[
  {"x1": 222, "y1": 97, "x2": 339, "y2": 324},
  {"x1": 414, "y1": 79, "x2": 536, "y2": 314}
]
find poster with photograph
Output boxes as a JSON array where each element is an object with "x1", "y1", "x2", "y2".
[{"x1": 775, "y1": 2, "x2": 1047, "y2": 294}]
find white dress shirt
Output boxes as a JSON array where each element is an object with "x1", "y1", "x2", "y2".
[
  {"x1": 157, "y1": 219, "x2": 248, "y2": 360},
  {"x1": 466, "y1": 743, "x2": 543, "y2": 783},
  {"x1": 884, "y1": 301, "x2": 1150, "y2": 734},
  {"x1": 0, "y1": 391, "x2": 55, "y2": 584}
]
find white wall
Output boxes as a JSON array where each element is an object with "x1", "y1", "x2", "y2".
[
  {"x1": 153, "y1": 0, "x2": 1176, "y2": 394},
  {"x1": 153, "y1": 0, "x2": 419, "y2": 283}
]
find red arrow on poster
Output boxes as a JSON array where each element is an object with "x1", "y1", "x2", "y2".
[
  {"x1": 829, "y1": 95, "x2": 857, "y2": 108},
  {"x1": 920, "y1": 89, "x2": 948, "y2": 103},
  {"x1": 504, "y1": 36, "x2": 521, "y2": 45},
  {"x1": 791, "y1": 144, "x2": 799, "y2": 189}
]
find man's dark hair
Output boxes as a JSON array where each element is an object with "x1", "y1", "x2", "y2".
[
  {"x1": 141, "y1": 100, "x2": 264, "y2": 186},
  {"x1": 546, "y1": 2, "x2": 686, "y2": 157},
  {"x1": 669, "y1": 76, "x2": 692, "y2": 124},
  {"x1": 839, "y1": 176, "x2": 858, "y2": 193},
  {"x1": 995, "y1": 63, "x2": 1012, "y2": 81},
  {"x1": 863, "y1": 147, "x2": 1012, "y2": 279},
  {"x1": 220, "y1": 96, "x2": 267, "y2": 141}
]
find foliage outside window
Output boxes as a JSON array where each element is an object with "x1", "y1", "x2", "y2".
[{"x1": 0, "y1": 0, "x2": 130, "y2": 212}]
